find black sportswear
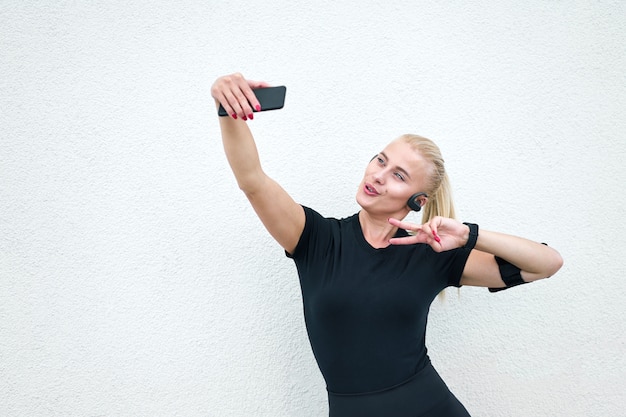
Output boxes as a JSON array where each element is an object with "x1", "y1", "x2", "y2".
[{"x1": 287, "y1": 207, "x2": 473, "y2": 415}]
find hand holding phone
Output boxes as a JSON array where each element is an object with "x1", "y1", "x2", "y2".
[{"x1": 218, "y1": 86, "x2": 287, "y2": 117}]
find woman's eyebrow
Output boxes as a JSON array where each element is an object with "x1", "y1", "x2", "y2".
[{"x1": 380, "y1": 151, "x2": 412, "y2": 180}]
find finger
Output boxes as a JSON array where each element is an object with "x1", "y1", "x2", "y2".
[
  {"x1": 229, "y1": 76, "x2": 265, "y2": 119},
  {"x1": 245, "y1": 80, "x2": 271, "y2": 113},
  {"x1": 248, "y1": 80, "x2": 270, "y2": 89},
  {"x1": 422, "y1": 223, "x2": 441, "y2": 243},
  {"x1": 221, "y1": 90, "x2": 246, "y2": 120},
  {"x1": 419, "y1": 222, "x2": 432, "y2": 238},
  {"x1": 388, "y1": 217, "x2": 422, "y2": 233},
  {"x1": 389, "y1": 235, "x2": 420, "y2": 245},
  {"x1": 228, "y1": 86, "x2": 254, "y2": 120},
  {"x1": 213, "y1": 74, "x2": 270, "y2": 120},
  {"x1": 213, "y1": 92, "x2": 238, "y2": 119},
  {"x1": 242, "y1": 88, "x2": 261, "y2": 116},
  {"x1": 212, "y1": 79, "x2": 244, "y2": 120},
  {"x1": 427, "y1": 218, "x2": 442, "y2": 244},
  {"x1": 248, "y1": 81, "x2": 271, "y2": 111},
  {"x1": 220, "y1": 73, "x2": 255, "y2": 120},
  {"x1": 412, "y1": 223, "x2": 441, "y2": 248}
]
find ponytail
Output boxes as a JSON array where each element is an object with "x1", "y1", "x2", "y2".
[
  {"x1": 397, "y1": 134, "x2": 456, "y2": 222},
  {"x1": 421, "y1": 172, "x2": 456, "y2": 222}
]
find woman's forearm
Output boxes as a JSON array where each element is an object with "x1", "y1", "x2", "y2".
[
  {"x1": 474, "y1": 229, "x2": 563, "y2": 281},
  {"x1": 211, "y1": 73, "x2": 272, "y2": 194},
  {"x1": 217, "y1": 104, "x2": 266, "y2": 194}
]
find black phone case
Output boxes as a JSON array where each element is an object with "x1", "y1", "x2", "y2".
[{"x1": 218, "y1": 86, "x2": 286, "y2": 116}]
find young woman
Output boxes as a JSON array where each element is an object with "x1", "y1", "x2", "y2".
[{"x1": 212, "y1": 73, "x2": 563, "y2": 417}]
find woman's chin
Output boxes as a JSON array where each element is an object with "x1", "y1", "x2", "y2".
[{"x1": 355, "y1": 193, "x2": 371, "y2": 209}]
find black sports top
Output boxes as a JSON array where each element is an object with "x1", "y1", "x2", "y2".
[{"x1": 287, "y1": 206, "x2": 472, "y2": 394}]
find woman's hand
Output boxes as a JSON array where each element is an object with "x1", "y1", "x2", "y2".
[
  {"x1": 389, "y1": 215, "x2": 563, "y2": 286},
  {"x1": 211, "y1": 73, "x2": 270, "y2": 121},
  {"x1": 388, "y1": 216, "x2": 470, "y2": 252}
]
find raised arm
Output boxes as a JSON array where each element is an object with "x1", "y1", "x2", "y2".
[
  {"x1": 388, "y1": 216, "x2": 563, "y2": 289},
  {"x1": 212, "y1": 73, "x2": 304, "y2": 254}
]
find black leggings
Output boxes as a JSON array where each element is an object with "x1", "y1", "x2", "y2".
[{"x1": 327, "y1": 363, "x2": 471, "y2": 417}]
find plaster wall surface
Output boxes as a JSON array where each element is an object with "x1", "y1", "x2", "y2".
[{"x1": 1, "y1": 1, "x2": 625, "y2": 416}]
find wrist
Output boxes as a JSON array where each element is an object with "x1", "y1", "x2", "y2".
[{"x1": 462, "y1": 222, "x2": 479, "y2": 250}]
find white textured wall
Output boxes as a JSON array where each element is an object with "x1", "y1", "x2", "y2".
[{"x1": 1, "y1": 1, "x2": 625, "y2": 416}]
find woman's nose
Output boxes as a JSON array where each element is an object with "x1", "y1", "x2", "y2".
[{"x1": 373, "y1": 169, "x2": 386, "y2": 184}]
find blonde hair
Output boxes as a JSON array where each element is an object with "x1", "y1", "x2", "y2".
[
  {"x1": 398, "y1": 134, "x2": 458, "y2": 299},
  {"x1": 396, "y1": 134, "x2": 456, "y2": 222}
]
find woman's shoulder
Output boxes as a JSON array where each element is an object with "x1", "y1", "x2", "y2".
[{"x1": 302, "y1": 205, "x2": 358, "y2": 224}]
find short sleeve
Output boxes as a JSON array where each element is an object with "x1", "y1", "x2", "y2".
[
  {"x1": 445, "y1": 247, "x2": 473, "y2": 288},
  {"x1": 285, "y1": 206, "x2": 332, "y2": 261}
]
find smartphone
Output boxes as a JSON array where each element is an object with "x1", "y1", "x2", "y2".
[{"x1": 218, "y1": 86, "x2": 287, "y2": 116}]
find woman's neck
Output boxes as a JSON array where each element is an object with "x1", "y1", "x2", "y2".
[{"x1": 358, "y1": 210, "x2": 403, "y2": 249}]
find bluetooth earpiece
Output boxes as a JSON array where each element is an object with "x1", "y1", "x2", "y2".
[{"x1": 407, "y1": 192, "x2": 428, "y2": 212}]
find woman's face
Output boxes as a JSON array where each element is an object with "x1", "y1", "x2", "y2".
[{"x1": 356, "y1": 140, "x2": 430, "y2": 216}]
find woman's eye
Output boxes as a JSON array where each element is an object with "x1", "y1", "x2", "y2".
[
  {"x1": 377, "y1": 157, "x2": 385, "y2": 165},
  {"x1": 394, "y1": 172, "x2": 405, "y2": 181}
]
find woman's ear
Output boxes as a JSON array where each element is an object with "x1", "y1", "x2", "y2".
[
  {"x1": 419, "y1": 195, "x2": 428, "y2": 209},
  {"x1": 407, "y1": 192, "x2": 428, "y2": 212}
]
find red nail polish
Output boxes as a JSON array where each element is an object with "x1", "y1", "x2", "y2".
[
  {"x1": 248, "y1": 113, "x2": 254, "y2": 120},
  {"x1": 255, "y1": 104, "x2": 261, "y2": 111},
  {"x1": 231, "y1": 114, "x2": 237, "y2": 120},
  {"x1": 242, "y1": 115, "x2": 248, "y2": 121}
]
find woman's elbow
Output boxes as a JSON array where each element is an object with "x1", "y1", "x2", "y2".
[
  {"x1": 549, "y1": 250, "x2": 564, "y2": 277},
  {"x1": 525, "y1": 247, "x2": 563, "y2": 283},
  {"x1": 540, "y1": 248, "x2": 564, "y2": 280}
]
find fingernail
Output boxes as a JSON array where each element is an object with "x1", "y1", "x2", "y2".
[
  {"x1": 432, "y1": 230, "x2": 441, "y2": 243},
  {"x1": 231, "y1": 114, "x2": 237, "y2": 120},
  {"x1": 255, "y1": 104, "x2": 261, "y2": 111},
  {"x1": 242, "y1": 115, "x2": 248, "y2": 121},
  {"x1": 248, "y1": 113, "x2": 254, "y2": 120}
]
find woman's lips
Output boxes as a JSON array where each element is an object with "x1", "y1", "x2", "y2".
[{"x1": 364, "y1": 183, "x2": 379, "y2": 196}]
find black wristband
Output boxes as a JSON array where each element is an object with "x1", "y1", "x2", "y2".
[{"x1": 462, "y1": 222, "x2": 479, "y2": 250}]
